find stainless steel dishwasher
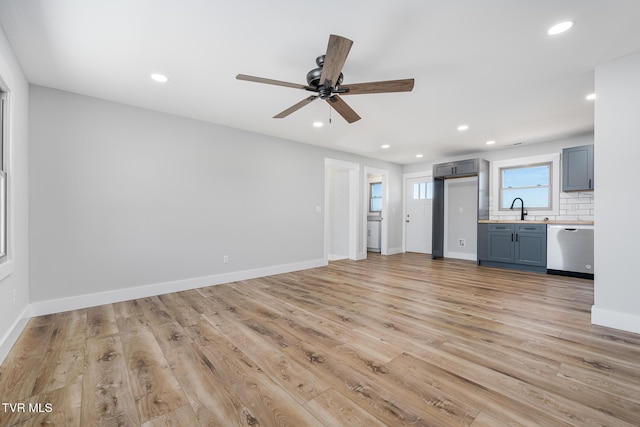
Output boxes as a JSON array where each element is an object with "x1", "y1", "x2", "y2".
[{"x1": 547, "y1": 224, "x2": 594, "y2": 278}]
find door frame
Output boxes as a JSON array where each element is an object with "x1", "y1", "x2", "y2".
[
  {"x1": 324, "y1": 158, "x2": 359, "y2": 261},
  {"x1": 364, "y1": 166, "x2": 389, "y2": 256}
]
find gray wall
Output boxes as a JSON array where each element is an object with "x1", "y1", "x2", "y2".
[
  {"x1": 0, "y1": 26, "x2": 30, "y2": 361},
  {"x1": 404, "y1": 133, "x2": 594, "y2": 175},
  {"x1": 29, "y1": 85, "x2": 403, "y2": 304},
  {"x1": 593, "y1": 51, "x2": 640, "y2": 332},
  {"x1": 327, "y1": 167, "x2": 349, "y2": 259},
  {"x1": 445, "y1": 177, "x2": 478, "y2": 259}
]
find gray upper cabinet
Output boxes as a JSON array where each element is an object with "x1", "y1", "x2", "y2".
[
  {"x1": 562, "y1": 144, "x2": 594, "y2": 192},
  {"x1": 433, "y1": 159, "x2": 478, "y2": 178}
]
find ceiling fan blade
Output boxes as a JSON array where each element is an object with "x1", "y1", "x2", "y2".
[
  {"x1": 341, "y1": 78, "x2": 415, "y2": 95},
  {"x1": 326, "y1": 95, "x2": 361, "y2": 123},
  {"x1": 319, "y1": 35, "x2": 353, "y2": 88},
  {"x1": 274, "y1": 95, "x2": 319, "y2": 118},
  {"x1": 236, "y1": 74, "x2": 311, "y2": 90}
]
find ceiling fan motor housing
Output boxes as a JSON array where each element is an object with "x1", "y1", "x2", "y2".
[{"x1": 307, "y1": 55, "x2": 343, "y2": 96}]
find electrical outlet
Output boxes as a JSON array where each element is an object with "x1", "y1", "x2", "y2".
[
  {"x1": 223, "y1": 255, "x2": 229, "y2": 264},
  {"x1": 458, "y1": 239, "x2": 466, "y2": 248}
]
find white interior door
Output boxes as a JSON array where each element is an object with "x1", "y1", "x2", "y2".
[{"x1": 405, "y1": 176, "x2": 433, "y2": 253}]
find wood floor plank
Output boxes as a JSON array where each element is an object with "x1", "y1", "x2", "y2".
[
  {"x1": 0, "y1": 315, "x2": 57, "y2": 402},
  {"x1": 195, "y1": 334, "x2": 325, "y2": 426},
  {"x1": 113, "y1": 299, "x2": 149, "y2": 333},
  {"x1": 81, "y1": 335, "x2": 140, "y2": 426},
  {"x1": 31, "y1": 309, "x2": 87, "y2": 396},
  {"x1": 86, "y1": 304, "x2": 118, "y2": 338},
  {"x1": 120, "y1": 325, "x2": 186, "y2": 423},
  {"x1": 303, "y1": 388, "x2": 387, "y2": 427},
  {"x1": 162, "y1": 343, "x2": 248, "y2": 426},
  {"x1": 3, "y1": 253, "x2": 640, "y2": 426},
  {"x1": 1, "y1": 380, "x2": 83, "y2": 427},
  {"x1": 210, "y1": 314, "x2": 332, "y2": 405},
  {"x1": 140, "y1": 404, "x2": 200, "y2": 427}
]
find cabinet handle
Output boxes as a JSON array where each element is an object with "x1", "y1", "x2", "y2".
[
  {"x1": 589, "y1": 178, "x2": 592, "y2": 189},
  {"x1": 515, "y1": 233, "x2": 519, "y2": 242},
  {"x1": 523, "y1": 227, "x2": 536, "y2": 231},
  {"x1": 511, "y1": 233, "x2": 514, "y2": 241}
]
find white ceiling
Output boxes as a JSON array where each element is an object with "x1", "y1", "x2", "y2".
[{"x1": 2, "y1": 1, "x2": 640, "y2": 164}]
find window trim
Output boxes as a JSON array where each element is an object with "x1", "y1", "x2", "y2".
[
  {"x1": 491, "y1": 153, "x2": 560, "y2": 217},
  {"x1": 0, "y1": 80, "x2": 14, "y2": 280},
  {"x1": 0, "y1": 90, "x2": 6, "y2": 264}
]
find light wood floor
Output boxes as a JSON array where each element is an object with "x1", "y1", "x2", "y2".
[{"x1": 2, "y1": 253, "x2": 640, "y2": 426}]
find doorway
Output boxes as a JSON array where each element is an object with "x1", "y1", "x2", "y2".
[
  {"x1": 404, "y1": 174, "x2": 433, "y2": 254},
  {"x1": 325, "y1": 159, "x2": 359, "y2": 261},
  {"x1": 443, "y1": 176, "x2": 478, "y2": 260},
  {"x1": 364, "y1": 167, "x2": 389, "y2": 257}
]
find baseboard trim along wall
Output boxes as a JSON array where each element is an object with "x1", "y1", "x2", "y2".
[
  {"x1": 0, "y1": 306, "x2": 31, "y2": 365},
  {"x1": 591, "y1": 305, "x2": 640, "y2": 334},
  {"x1": 29, "y1": 258, "x2": 327, "y2": 317}
]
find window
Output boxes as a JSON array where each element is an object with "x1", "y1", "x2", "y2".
[
  {"x1": 0, "y1": 90, "x2": 5, "y2": 263},
  {"x1": 412, "y1": 181, "x2": 433, "y2": 200},
  {"x1": 370, "y1": 182, "x2": 382, "y2": 212},
  {"x1": 499, "y1": 162, "x2": 552, "y2": 210}
]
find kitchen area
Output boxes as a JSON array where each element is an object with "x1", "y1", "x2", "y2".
[{"x1": 431, "y1": 143, "x2": 594, "y2": 279}]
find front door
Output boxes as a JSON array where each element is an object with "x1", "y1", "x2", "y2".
[{"x1": 405, "y1": 176, "x2": 433, "y2": 253}]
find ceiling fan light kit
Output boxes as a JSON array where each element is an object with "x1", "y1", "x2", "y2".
[{"x1": 237, "y1": 34, "x2": 414, "y2": 123}]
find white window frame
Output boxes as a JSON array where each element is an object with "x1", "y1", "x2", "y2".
[
  {"x1": 369, "y1": 182, "x2": 382, "y2": 212},
  {"x1": 491, "y1": 153, "x2": 560, "y2": 218},
  {"x1": 499, "y1": 161, "x2": 552, "y2": 211},
  {"x1": 0, "y1": 79, "x2": 13, "y2": 281}
]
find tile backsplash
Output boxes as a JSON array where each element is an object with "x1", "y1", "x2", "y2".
[{"x1": 490, "y1": 191, "x2": 594, "y2": 222}]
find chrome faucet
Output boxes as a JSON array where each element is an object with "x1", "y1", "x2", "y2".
[{"x1": 510, "y1": 197, "x2": 526, "y2": 220}]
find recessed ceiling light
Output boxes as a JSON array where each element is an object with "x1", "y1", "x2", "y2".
[
  {"x1": 381, "y1": 144, "x2": 390, "y2": 149},
  {"x1": 486, "y1": 140, "x2": 496, "y2": 145},
  {"x1": 547, "y1": 21, "x2": 574, "y2": 36},
  {"x1": 586, "y1": 93, "x2": 596, "y2": 101},
  {"x1": 457, "y1": 124, "x2": 469, "y2": 131},
  {"x1": 313, "y1": 121, "x2": 323, "y2": 127},
  {"x1": 416, "y1": 154, "x2": 424, "y2": 158},
  {"x1": 150, "y1": 73, "x2": 169, "y2": 83}
]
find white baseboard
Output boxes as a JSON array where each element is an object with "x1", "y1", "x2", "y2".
[
  {"x1": 444, "y1": 251, "x2": 477, "y2": 261},
  {"x1": 0, "y1": 305, "x2": 30, "y2": 365},
  {"x1": 387, "y1": 246, "x2": 404, "y2": 255},
  {"x1": 30, "y1": 258, "x2": 327, "y2": 317},
  {"x1": 591, "y1": 306, "x2": 640, "y2": 334}
]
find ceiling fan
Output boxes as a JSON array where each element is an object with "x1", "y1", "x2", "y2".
[{"x1": 236, "y1": 34, "x2": 415, "y2": 123}]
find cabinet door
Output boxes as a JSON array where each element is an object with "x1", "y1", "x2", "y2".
[
  {"x1": 563, "y1": 145, "x2": 594, "y2": 191},
  {"x1": 514, "y1": 225, "x2": 546, "y2": 266},
  {"x1": 487, "y1": 225, "x2": 515, "y2": 262},
  {"x1": 433, "y1": 163, "x2": 454, "y2": 178},
  {"x1": 514, "y1": 232, "x2": 546, "y2": 266},
  {"x1": 453, "y1": 159, "x2": 478, "y2": 177},
  {"x1": 367, "y1": 222, "x2": 380, "y2": 249}
]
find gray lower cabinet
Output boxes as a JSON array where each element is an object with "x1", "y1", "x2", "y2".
[{"x1": 479, "y1": 223, "x2": 547, "y2": 272}]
